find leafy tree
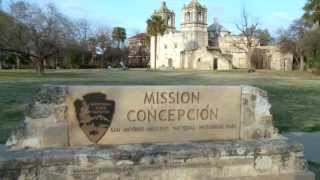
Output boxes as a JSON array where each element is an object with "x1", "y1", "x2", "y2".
[
  {"x1": 112, "y1": 27, "x2": 126, "y2": 48},
  {"x1": 104, "y1": 47, "x2": 129, "y2": 67},
  {"x1": 302, "y1": 29, "x2": 320, "y2": 71},
  {"x1": 303, "y1": 0, "x2": 320, "y2": 26},
  {"x1": 146, "y1": 15, "x2": 166, "y2": 69},
  {"x1": 255, "y1": 29, "x2": 273, "y2": 46},
  {"x1": 66, "y1": 43, "x2": 83, "y2": 68}
]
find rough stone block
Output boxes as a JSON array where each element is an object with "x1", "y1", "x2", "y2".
[
  {"x1": 0, "y1": 140, "x2": 315, "y2": 180},
  {"x1": 41, "y1": 124, "x2": 69, "y2": 148}
]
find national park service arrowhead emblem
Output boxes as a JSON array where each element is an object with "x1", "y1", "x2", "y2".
[{"x1": 74, "y1": 93, "x2": 115, "y2": 143}]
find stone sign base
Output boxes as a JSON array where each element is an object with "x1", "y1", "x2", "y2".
[{"x1": 0, "y1": 139, "x2": 314, "y2": 180}]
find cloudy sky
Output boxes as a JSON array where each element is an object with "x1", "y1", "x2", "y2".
[{"x1": 2, "y1": 0, "x2": 306, "y2": 37}]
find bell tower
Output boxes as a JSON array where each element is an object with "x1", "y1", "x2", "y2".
[
  {"x1": 181, "y1": 0, "x2": 208, "y2": 50},
  {"x1": 153, "y1": 1, "x2": 176, "y2": 31}
]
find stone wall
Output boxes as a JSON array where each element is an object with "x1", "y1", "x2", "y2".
[
  {"x1": 0, "y1": 139, "x2": 315, "y2": 180},
  {"x1": 181, "y1": 47, "x2": 231, "y2": 70},
  {"x1": 150, "y1": 31, "x2": 184, "y2": 69},
  {"x1": 6, "y1": 86, "x2": 70, "y2": 149},
  {"x1": 218, "y1": 35, "x2": 250, "y2": 69},
  {"x1": 259, "y1": 46, "x2": 293, "y2": 71},
  {"x1": 218, "y1": 35, "x2": 293, "y2": 71}
]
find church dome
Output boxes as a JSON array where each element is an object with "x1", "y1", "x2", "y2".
[
  {"x1": 184, "y1": 0, "x2": 206, "y2": 10},
  {"x1": 208, "y1": 23, "x2": 229, "y2": 33},
  {"x1": 156, "y1": 1, "x2": 172, "y2": 14}
]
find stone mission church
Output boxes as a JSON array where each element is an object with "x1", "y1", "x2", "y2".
[{"x1": 150, "y1": 0, "x2": 293, "y2": 71}]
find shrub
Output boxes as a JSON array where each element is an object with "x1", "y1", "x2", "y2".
[{"x1": 308, "y1": 56, "x2": 320, "y2": 75}]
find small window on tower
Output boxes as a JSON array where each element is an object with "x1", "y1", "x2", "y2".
[
  {"x1": 174, "y1": 43, "x2": 178, "y2": 48},
  {"x1": 167, "y1": 17, "x2": 171, "y2": 26},
  {"x1": 186, "y1": 12, "x2": 191, "y2": 22},
  {"x1": 198, "y1": 58, "x2": 201, "y2": 62},
  {"x1": 198, "y1": 12, "x2": 202, "y2": 21},
  {"x1": 164, "y1": 44, "x2": 168, "y2": 49}
]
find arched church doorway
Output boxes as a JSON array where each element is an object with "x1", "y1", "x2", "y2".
[{"x1": 168, "y1": 58, "x2": 173, "y2": 68}]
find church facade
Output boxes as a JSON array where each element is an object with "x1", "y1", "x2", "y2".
[{"x1": 150, "y1": 0, "x2": 293, "y2": 71}]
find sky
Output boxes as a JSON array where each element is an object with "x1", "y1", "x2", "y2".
[{"x1": 2, "y1": 0, "x2": 307, "y2": 37}]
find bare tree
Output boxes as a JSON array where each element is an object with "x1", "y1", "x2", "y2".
[
  {"x1": 302, "y1": 29, "x2": 320, "y2": 58},
  {"x1": 75, "y1": 19, "x2": 91, "y2": 64},
  {"x1": 0, "y1": 2, "x2": 34, "y2": 69},
  {"x1": 278, "y1": 19, "x2": 310, "y2": 71},
  {"x1": 75, "y1": 19, "x2": 90, "y2": 43},
  {"x1": 87, "y1": 37, "x2": 97, "y2": 65},
  {"x1": 233, "y1": 8, "x2": 260, "y2": 71},
  {"x1": 93, "y1": 26, "x2": 112, "y2": 67},
  {"x1": 1, "y1": 1, "x2": 74, "y2": 74}
]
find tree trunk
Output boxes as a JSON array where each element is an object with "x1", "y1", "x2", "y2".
[
  {"x1": 90, "y1": 52, "x2": 95, "y2": 65},
  {"x1": 247, "y1": 48, "x2": 254, "y2": 71},
  {"x1": 16, "y1": 57, "x2": 20, "y2": 69},
  {"x1": 40, "y1": 60, "x2": 45, "y2": 74},
  {"x1": 299, "y1": 55, "x2": 304, "y2": 72},
  {"x1": 35, "y1": 60, "x2": 40, "y2": 73},
  {"x1": 313, "y1": 48, "x2": 317, "y2": 58},
  {"x1": 82, "y1": 53, "x2": 85, "y2": 65},
  {"x1": 154, "y1": 35, "x2": 157, "y2": 69},
  {"x1": 35, "y1": 59, "x2": 45, "y2": 75},
  {"x1": 44, "y1": 59, "x2": 47, "y2": 69},
  {"x1": 54, "y1": 58, "x2": 57, "y2": 69}
]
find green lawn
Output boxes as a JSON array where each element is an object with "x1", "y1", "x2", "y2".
[{"x1": 0, "y1": 69, "x2": 320, "y2": 143}]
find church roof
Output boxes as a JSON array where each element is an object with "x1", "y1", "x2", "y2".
[
  {"x1": 156, "y1": 1, "x2": 172, "y2": 14},
  {"x1": 184, "y1": 0, "x2": 206, "y2": 10},
  {"x1": 128, "y1": 33, "x2": 146, "y2": 40}
]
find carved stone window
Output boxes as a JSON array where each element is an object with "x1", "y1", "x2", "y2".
[
  {"x1": 186, "y1": 12, "x2": 191, "y2": 22},
  {"x1": 167, "y1": 17, "x2": 171, "y2": 26},
  {"x1": 198, "y1": 12, "x2": 202, "y2": 22}
]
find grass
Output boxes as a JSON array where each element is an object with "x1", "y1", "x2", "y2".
[{"x1": 0, "y1": 69, "x2": 320, "y2": 143}]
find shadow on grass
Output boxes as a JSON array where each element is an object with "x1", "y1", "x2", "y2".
[
  {"x1": 309, "y1": 162, "x2": 320, "y2": 180},
  {"x1": 257, "y1": 85, "x2": 320, "y2": 133}
]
